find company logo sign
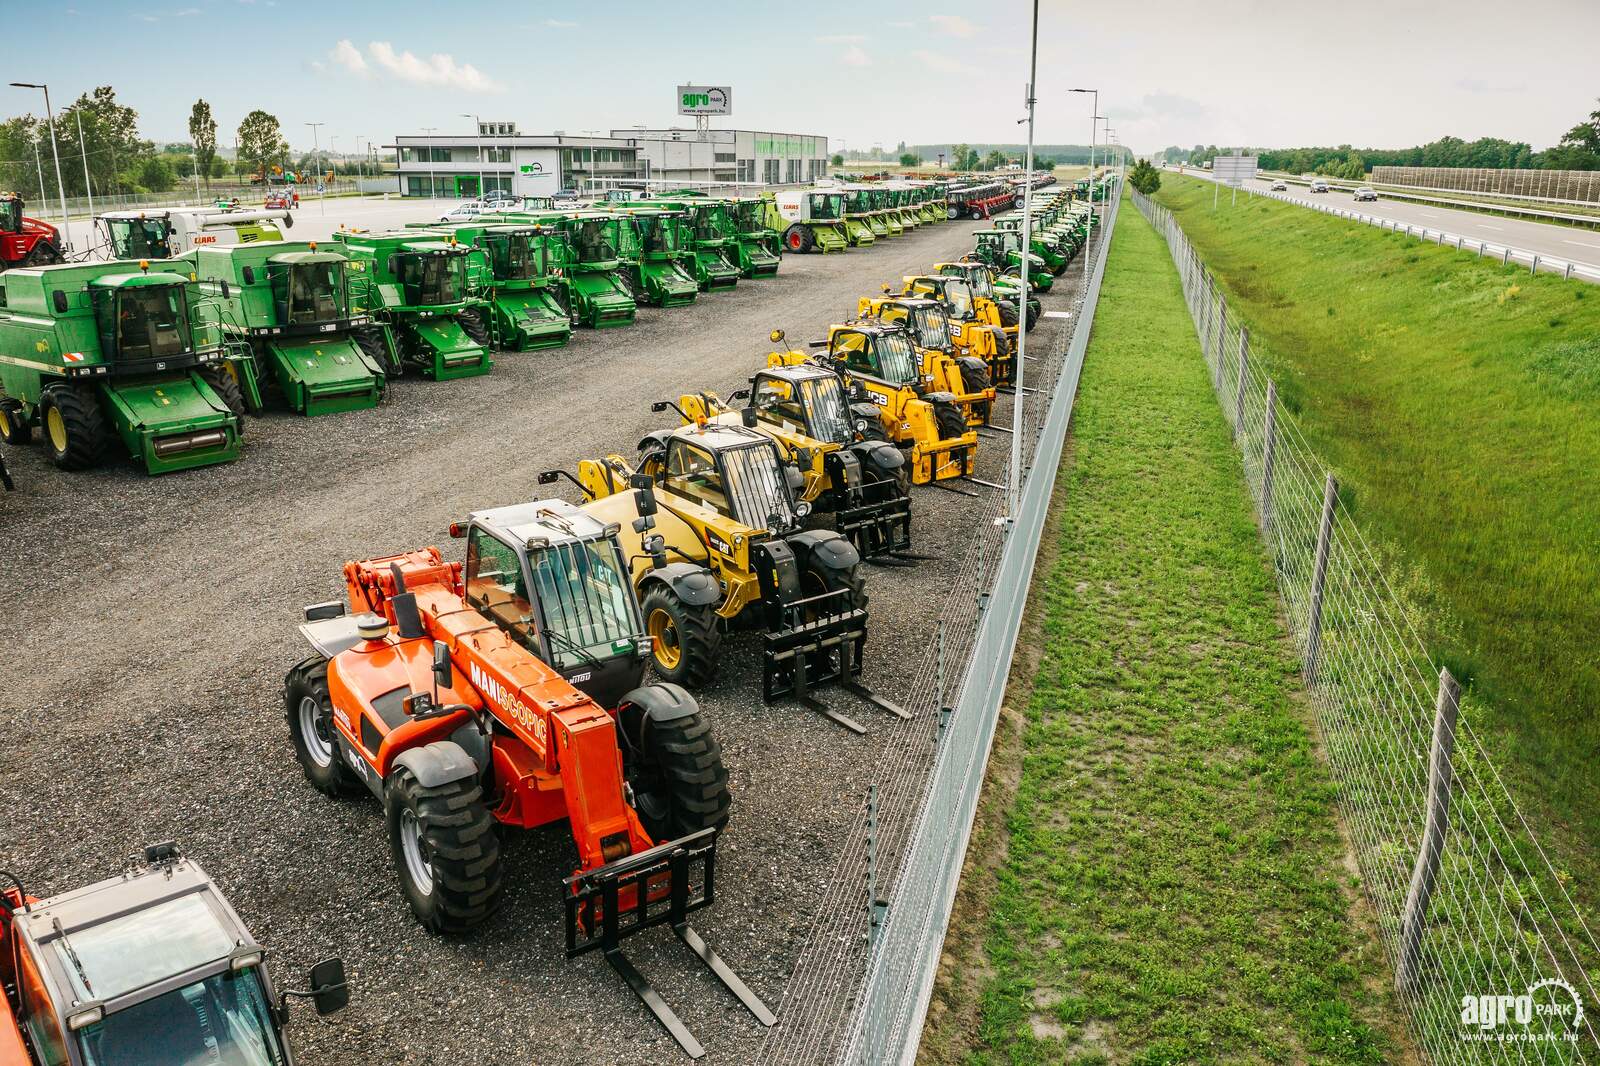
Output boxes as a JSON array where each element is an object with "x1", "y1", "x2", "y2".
[
  {"x1": 1461, "y1": 979, "x2": 1584, "y2": 1044},
  {"x1": 677, "y1": 85, "x2": 732, "y2": 116}
]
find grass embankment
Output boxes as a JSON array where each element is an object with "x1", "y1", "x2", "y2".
[
  {"x1": 1154, "y1": 172, "x2": 1600, "y2": 921},
  {"x1": 922, "y1": 198, "x2": 1409, "y2": 1064}
]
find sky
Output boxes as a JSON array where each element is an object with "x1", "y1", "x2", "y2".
[{"x1": 12, "y1": 0, "x2": 1599, "y2": 158}]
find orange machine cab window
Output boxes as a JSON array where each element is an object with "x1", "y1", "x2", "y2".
[{"x1": 465, "y1": 528, "x2": 538, "y2": 650}]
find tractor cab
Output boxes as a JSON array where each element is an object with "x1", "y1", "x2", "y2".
[
  {"x1": 90, "y1": 271, "x2": 198, "y2": 365},
  {"x1": 394, "y1": 241, "x2": 471, "y2": 308},
  {"x1": 267, "y1": 250, "x2": 352, "y2": 327},
  {"x1": 101, "y1": 215, "x2": 172, "y2": 260},
  {"x1": 0, "y1": 194, "x2": 23, "y2": 234},
  {"x1": 652, "y1": 424, "x2": 807, "y2": 536},
  {"x1": 744, "y1": 364, "x2": 859, "y2": 446},
  {"x1": 824, "y1": 321, "x2": 926, "y2": 391},
  {"x1": 938, "y1": 261, "x2": 998, "y2": 302},
  {"x1": 457, "y1": 499, "x2": 651, "y2": 707},
  {"x1": 2, "y1": 844, "x2": 345, "y2": 1066},
  {"x1": 866, "y1": 294, "x2": 955, "y2": 353}
]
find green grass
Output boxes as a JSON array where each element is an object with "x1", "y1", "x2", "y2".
[
  {"x1": 1152, "y1": 173, "x2": 1600, "y2": 930},
  {"x1": 953, "y1": 198, "x2": 1407, "y2": 1064}
]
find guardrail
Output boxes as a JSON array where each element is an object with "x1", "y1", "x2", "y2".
[
  {"x1": 1132, "y1": 185, "x2": 1598, "y2": 1064},
  {"x1": 1253, "y1": 185, "x2": 1600, "y2": 283}
]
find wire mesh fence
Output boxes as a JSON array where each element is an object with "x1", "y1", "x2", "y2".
[
  {"x1": 753, "y1": 178, "x2": 1124, "y2": 1066},
  {"x1": 1132, "y1": 186, "x2": 1597, "y2": 1064}
]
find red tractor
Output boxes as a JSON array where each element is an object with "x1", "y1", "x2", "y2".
[
  {"x1": 0, "y1": 195, "x2": 62, "y2": 272},
  {"x1": 285, "y1": 496, "x2": 774, "y2": 1058}
]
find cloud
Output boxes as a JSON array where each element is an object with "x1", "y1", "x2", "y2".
[
  {"x1": 327, "y1": 40, "x2": 503, "y2": 92},
  {"x1": 841, "y1": 45, "x2": 871, "y2": 67},
  {"x1": 330, "y1": 39, "x2": 368, "y2": 75},
  {"x1": 929, "y1": 14, "x2": 977, "y2": 37},
  {"x1": 1455, "y1": 77, "x2": 1525, "y2": 94},
  {"x1": 887, "y1": 19, "x2": 914, "y2": 27},
  {"x1": 913, "y1": 49, "x2": 969, "y2": 74},
  {"x1": 545, "y1": 18, "x2": 577, "y2": 27},
  {"x1": 816, "y1": 34, "x2": 866, "y2": 44}
]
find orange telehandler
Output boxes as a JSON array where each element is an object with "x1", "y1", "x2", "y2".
[{"x1": 284, "y1": 497, "x2": 774, "y2": 1058}]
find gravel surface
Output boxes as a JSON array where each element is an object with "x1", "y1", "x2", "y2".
[{"x1": 0, "y1": 219, "x2": 1083, "y2": 1066}]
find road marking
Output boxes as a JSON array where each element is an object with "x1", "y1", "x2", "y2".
[
  {"x1": 1480, "y1": 224, "x2": 1505, "y2": 230},
  {"x1": 1420, "y1": 211, "x2": 1443, "y2": 218},
  {"x1": 1043, "y1": 310, "x2": 1074, "y2": 319},
  {"x1": 1561, "y1": 237, "x2": 1600, "y2": 250}
]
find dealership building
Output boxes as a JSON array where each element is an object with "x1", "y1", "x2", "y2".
[{"x1": 391, "y1": 119, "x2": 832, "y2": 198}]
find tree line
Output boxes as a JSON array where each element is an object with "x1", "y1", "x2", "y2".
[
  {"x1": 0, "y1": 87, "x2": 373, "y2": 202},
  {"x1": 1159, "y1": 99, "x2": 1600, "y2": 176}
]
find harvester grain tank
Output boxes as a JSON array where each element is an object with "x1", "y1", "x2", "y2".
[
  {"x1": 770, "y1": 188, "x2": 849, "y2": 254},
  {"x1": 184, "y1": 240, "x2": 390, "y2": 415},
  {"x1": 99, "y1": 206, "x2": 292, "y2": 259},
  {"x1": 0, "y1": 843, "x2": 348, "y2": 1065},
  {"x1": 0, "y1": 260, "x2": 245, "y2": 474},
  {"x1": 0, "y1": 193, "x2": 64, "y2": 270},
  {"x1": 330, "y1": 229, "x2": 495, "y2": 378}
]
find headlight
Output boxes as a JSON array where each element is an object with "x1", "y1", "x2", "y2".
[{"x1": 855, "y1": 419, "x2": 867, "y2": 432}]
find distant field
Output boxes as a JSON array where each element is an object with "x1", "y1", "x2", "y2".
[
  {"x1": 923, "y1": 198, "x2": 1407, "y2": 1065},
  {"x1": 1154, "y1": 172, "x2": 1600, "y2": 925}
]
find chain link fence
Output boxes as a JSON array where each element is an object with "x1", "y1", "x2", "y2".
[
  {"x1": 753, "y1": 178, "x2": 1124, "y2": 1066},
  {"x1": 1133, "y1": 186, "x2": 1597, "y2": 1064}
]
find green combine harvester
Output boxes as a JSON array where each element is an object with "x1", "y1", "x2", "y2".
[
  {"x1": 449, "y1": 222, "x2": 574, "y2": 350},
  {"x1": 973, "y1": 229, "x2": 1054, "y2": 291},
  {"x1": 330, "y1": 229, "x2": 494, "y2": 380},
  {"x1": 727, "y1": 196, "x2": 783, "y2": 277},
  {"x1": 183, "y1": 240, "x2": 391, "y2": 416},
  {"x1": 614, "y1": 207, "x2": 701, "y2": 307},
  {"x1": 839, "y1": 188, "x2": 878, "y2": 247},
  {"x1": 0, "y1": 260, "x2": 244, "y2": 474},
  {"x1": 646, "y1": 196, "x2": 741, "y2": 291},
  {"x1": 553, "y1": 212, "x2": 639, "y2": 327}
]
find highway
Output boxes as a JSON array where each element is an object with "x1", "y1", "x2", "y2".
[{"x1": 1177, "y1": 167, "x2": 1600, "y2": 282}]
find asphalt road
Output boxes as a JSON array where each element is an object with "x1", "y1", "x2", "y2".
[
  {"x1": 0, "y1": 218, "x2": 1085, "y2": 1065},
  {"x1": 1184, "y1": 169, "x2": 1600, "y2": 278}
]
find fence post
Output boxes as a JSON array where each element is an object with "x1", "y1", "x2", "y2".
[
  {"x1": 1396, "y1": 668, "x2": 1461, "y2": 992},
  {"x1": 935, "y1": 621, "x2": 952, "y2": 742},
  {"x1": 1261, "y1": 380, "x2": 1278, "y2": 534},
  {"x1": 865, "y1": 784, "x2": 889, "y2": 946},
  {"x1": 1213, "y1": 294, "x2": 1228, "y2": 390},
  {"x1": 1502, "y1": 247, "x2": 1510, "y2": 265},
  {"x1": 1478, "y1": 241, "x2": 1485, "y2": 257},
  {"x1": 1234, "y1": 328, "x2": 1250, "y2": 436},
  {"x1": 1565, "y1": 262, "x2": 1574, "y2": 280},
  {"x1": 1531, "y1": 255, "x2": 1539, "y2": 274},
  {"x1": 1304, "y1": 473, "x2": 1338, "y2": 682}
]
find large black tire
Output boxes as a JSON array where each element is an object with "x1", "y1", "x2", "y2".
[
  {"x1": 620, "y1": 703, "x2": 731, "y2": 842},
  {"x1": 997, "y1": 300, "x2": 1019, "y2": 328},
  {"x1": 385, "y1": 768, "x2": 502, "y2": 935},
  {"x1": 934, "y1": 400, "x2": 969, "y2": 442},
  {"x1": 1025, "y1": 301, "x2": 1042, "y2": 331},
  {"x1": 798, "y1": 547, "x2": 867, "y2": 617},
  {"x1": 284, "y1": 656, "x2": 361, "y2": 797},
  {"x1": 784, "y1": 225, "x2": 814, "y2": 254},
  {"x1": 641, "y1": 586, "x2": 721, "y2": 688},
  {"x1": 457, "y1": 307, "x2": 491, "y2": 349},
  {"x1": 861, "y1": 447, "x2": 910, "y2": 499},
  {"x1": 39, "y1": 384, "x2": 107, "y2": 471},
  {"x1": 858, "y1": 419, "x2": 891, "y2": 444},
  {"x1": 353, "y1": 325, "x2": 401, "y2": 377},
  {"x1": 0, "y1": 397, "x2": 30, "y2": 446},
  {"x1": 199, "y1": 366, "x2": 247, "y2": 430},
  {"x1": 958, "y1": 362, "x2": 993, "y2": 424}
]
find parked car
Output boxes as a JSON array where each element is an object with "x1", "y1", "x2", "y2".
[
  {"x1": 1353, "y1": 187, "x2": 1379, "y2": 202},
  {"x1": 1270, "y1": 179, "x2": 1288, "y2": 191},
  {"x1": 482, "y1": 195, "x2": 519, "y2": 210},
  {"x1": 438, "y1": 201, "x2": 485, "y2": 223},
  {"x1": 1309, "y1": 179, "x2": 1330, "y2": 193}
]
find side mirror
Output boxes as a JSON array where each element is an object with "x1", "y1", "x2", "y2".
[
  {"x1": 51, "y1": 290, "x2": 68, "y2": 314},
  {"x1": 728, "y1": 388, "x2": 750, "y2": 402},
  {"x1": 219, "y1": 280, "x2": 231, "y2": 299},
  {"x1": 242, "y1": 266, "x2": 255, "y2": 285},
  {"x1": 740, "y1": 407, "x2": 757, "y2": 428},
  {"x1": 308, "y1": 958, "x2": 349, "y2": 1016},
  {"x1": 537, "y1": 471, "x2": 559, "y2": 485},
  {"x1": 282, "y1": 213, "x2": 294, "y2": 230},
  {"x1": 649, "y1": 400, "x2": 670, "y2": 413},
  {"x1": 431, "y1": 640, "x2": 453, "y2": 691},
  {"x1": 633, "y1": 487, "x2": 658, "y2": 518}
]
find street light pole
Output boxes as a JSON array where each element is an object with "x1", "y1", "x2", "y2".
[
  {"x1": 305, "y1": 121, "x2": 325, "y2": 215},
  {"x1": 71, "y1": 108, "x2": 94, "y2": 225},
  {"x1": 12, "y1": 82, "x2": 71, "y2": 251},
  {"x1": 462, "y1": 113, "x2": 483, "y2": 199},
  {"x1": 1007, "y1": 0, "x2": 1041, "y2": 520},
  {"x1": 1069, "y1": 88, "x2": 1099, "y2": 283},
  {"x1": 421, "y1": 126, "x2": 438, "y2": 201}
]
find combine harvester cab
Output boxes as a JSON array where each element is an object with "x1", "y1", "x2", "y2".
[
  {"x1": 727, "y1": 195, "x2": 786, "y2": 274},
  {"x1": 186, "y1": 241, "x2": 390, "y2": 416},
  {"x1": 452, "y1": 222, "x2": 576, "y2": 348},
  {"x1": 99, "y1": 205, "x2": 292, "y2": 259},
  {"x1": 651, "y1": 197, "x2": 741, "y2": 291},
  {"x1": 859, "y1": 292, "x2": 996, "y2": 423},
  {"x1": 0, "y1": 261, "x2": 245, "y2": 474},
  {"x1": 610, "y1": 210, "x2": 699, "y2": 308},
  {"x1": 558, "y1": 425, "x2": 907, "y2": 734},
  {"x1": 770, "y1": 189, "x2": 848, "y2": 255},
  {"x1": 331, "y1": 229, "x2": 494, "y2": 380},
  {"x1": 867, "y1": 187, "x2": 903, "y2": 237},
  {"x1": 553, "y1": 212, "x2": 638, "y2": 327},
  {"x1": 671, "y1": 353, "x2": 914, "y2": 561},
  {"x1": 897, "y1": 273, "x2": 1015, "y2": 387},
  {"x1": 287, "y1": 506, "x2": 772, "y2": 1056},
  {"x1": 0, "y1": 193, "x2": 64, "y2": 270},
  {"x1": 834, "y1": 188, "x2": 878, "y2": 247},
  {"x1": 0, "y1": 843, "x2": 348, "y2": 1065},
  {"x1": 770, "y1": 321, "x2": 979, "y2": 486},
  {"x1": 973, "y1": 229, "x2": 1054, "y2": 292},
  {"x1": 886, "y1": 185, "x2": 920, "y2": 232}
]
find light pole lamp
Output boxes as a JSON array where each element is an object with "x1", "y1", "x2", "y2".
[
  {"x1": 11, "y1": 82, "x2": 71, "y2": 250},
  {"x1": 421, "y1": 126, "x2": 438, "y2": 200},
  {"x1": 1068, "y1": 87, "x2": 1097, "y2": 185},
  {"x1": 462, "y1": 113, "x2": 483, "y2": 199}
]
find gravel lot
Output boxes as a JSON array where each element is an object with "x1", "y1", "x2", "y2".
[{"x1": 0, "y1": 217, "x2": 1081, "y2": 1065}]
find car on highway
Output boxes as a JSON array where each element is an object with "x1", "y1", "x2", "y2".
[
  {"x1": 1353, "y1": 186, "x2": 1379, "y2": 202},
  {"x1": 1309, "y1": 179, "x2": 1330, "y2": 193},
  {"x1": 1270, "y1": 179, "x2": 1288, "y2": 191}
]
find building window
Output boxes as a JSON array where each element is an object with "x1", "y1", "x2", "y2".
[
  {"x1": 483, "y1": 146, "x2": 511, "y2": 163},
  {"x1": 714, "y1": 152, "x2": 736, "y2": 163},
  {"x1": 764, "y1": 159, "x2": 780, "y2": 184},
  {"x1": 786, "y1": 159, "x2": 801, "y2": 183}
]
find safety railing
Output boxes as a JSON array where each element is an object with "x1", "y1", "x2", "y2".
[{"x1": 1132, "y1": 185, "x2": 1597, "y2": 1064}]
